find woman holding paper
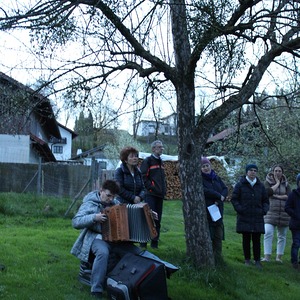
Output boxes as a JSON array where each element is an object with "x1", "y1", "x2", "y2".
[
  {"x1": 231, "y1": 164, "x2": 269, "y2": 269},
  {"x1": 201, "y1": 157, "x2": 228, "y2": 265}
]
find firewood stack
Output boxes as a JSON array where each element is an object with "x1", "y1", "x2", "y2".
[
  {"x1": 163, "y1": 160, "x2": 182, "y2": 200},
  {"x1": 139, "y1": 157, "x2": 232, "y2": 200}
]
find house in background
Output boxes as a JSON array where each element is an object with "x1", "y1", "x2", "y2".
[
  {"x1": 135, "y1": 113, "x2": 178, "y2": 136},
  {"x1": 0, "y1": 72, "x2": 76, "y2": 163},
  {"x1": 160, "y1": 113, "x2": 177, "y2": 136},
  {"x1": 135, "y1": 119, "x2": 163, "y2": 136},
  {"x1": 71, "y1": 144, "x2": 118, "y2": 170},
  {"x1": 50, "y1": 122, "x2": 78, "y2": 161}
]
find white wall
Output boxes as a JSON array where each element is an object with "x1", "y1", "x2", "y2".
[{"x1": 0, "y1": 135, "x2": 31, "y2": 163}]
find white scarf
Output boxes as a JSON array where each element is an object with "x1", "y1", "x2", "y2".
[{"x1": 246, "y1": 176, "x2": 257, "y2": 187}]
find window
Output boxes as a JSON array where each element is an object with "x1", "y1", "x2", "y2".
[
  {"x1": 148, "y1": 124, "x2": 155, "y2": 133},
  {"x1": 53, "y1": 146, "x2": 63, "y2": 154},
  {"x1": 98, "y1": 161, "x2": 107, "y2": 169}
]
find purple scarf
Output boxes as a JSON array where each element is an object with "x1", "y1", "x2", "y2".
[{"x1": 202, "y1": 170, "x2": 217, "y2": 180}]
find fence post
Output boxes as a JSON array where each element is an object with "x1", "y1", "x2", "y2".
[
  {"x1": 91, "y1": 158, "x2": 96, "y2": 190},
  {"x1": 37, "y1": 157, "x2": 42, "y2": 194}
]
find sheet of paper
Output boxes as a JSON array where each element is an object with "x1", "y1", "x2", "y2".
[{"x1": 207, "y1": 204, "x2": 221, "y2": 221}]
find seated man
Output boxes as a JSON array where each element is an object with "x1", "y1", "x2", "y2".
[{"x1": 71, "y1": 180, "x2": 140, "y2": 299}]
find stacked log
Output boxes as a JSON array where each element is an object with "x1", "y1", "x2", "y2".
[{"x1": 164, "y1": 160, "x2": 182, "y2": 200}]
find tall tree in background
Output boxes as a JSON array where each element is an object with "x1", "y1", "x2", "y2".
[
  {"x1": 73, "y1": 111, "x2": 94, "y2": 151},
  {"x1": 1, "y1": 0, "x2": 300, "y2": 267}
]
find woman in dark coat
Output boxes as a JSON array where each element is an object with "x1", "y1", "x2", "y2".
[
  {"x1": 231, "y1": 164, "x2": 269, "y2": 268},
  {"x1": 114, "y1": 147, "x2": 145, "y2": 204},
  {"x1": 201, "y1": 157, "x2": 228, "y2": 264}
]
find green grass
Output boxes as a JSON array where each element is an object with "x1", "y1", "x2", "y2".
[{"x1": 0, "y1": 193, "x2": 300, "y2": 299}]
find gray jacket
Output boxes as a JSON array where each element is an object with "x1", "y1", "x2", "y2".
[{"x1": 70, "y1": 190, "x2": 119, "y2": 262}]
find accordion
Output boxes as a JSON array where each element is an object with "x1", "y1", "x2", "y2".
[{"x1": 102, "y1": 203, "x2": 157, "y2": 243}]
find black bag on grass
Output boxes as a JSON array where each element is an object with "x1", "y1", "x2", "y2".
[{"x1": 106, "y1": 252, "x2": 169, "y2": 300}]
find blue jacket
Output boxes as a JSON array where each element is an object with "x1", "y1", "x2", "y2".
[
  {"x1": 114, "y1": 163, "x2": 145, "y2": 204},
  {"x1": 202, "y1": 171, "x2": 228, "y2": 225},
  {"x1": 70, "y1": 191, "x2": 119, "y2": 262},
  {"x1": 231, "y1": 176, "x2": 269, "y2": 233},
  {"x1": 140, "y1": 155, "x2": 167, "y2": 198},
  {"x1": 285, "y1": 188, "x2": 300, "y2": 230}
]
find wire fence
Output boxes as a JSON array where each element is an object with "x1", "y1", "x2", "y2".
[{"x1": 0, "y1": 159, "x2": 115, "y2": 200}]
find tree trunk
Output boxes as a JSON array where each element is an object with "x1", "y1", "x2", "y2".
[
  {"x1": 176, "y1": 84, "x2": 214, "y2": 267},
  {"x1": 170, "y1": 0, "x2": 214, "y2": 267}
]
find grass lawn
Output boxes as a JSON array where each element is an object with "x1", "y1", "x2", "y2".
[{"x1": 0, "y1": 193, "x2": 300, "y2": 300}]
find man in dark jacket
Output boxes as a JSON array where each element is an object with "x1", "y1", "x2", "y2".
[
  {"x1": 231, "y1": 164, "x2": 269, "y2": 269},
  {"x1": 285, "y1": 173, "x2": 300, "y2": 269},
  {"x1": 140, "y1": 140, "x2": 167, "y2": 249}
]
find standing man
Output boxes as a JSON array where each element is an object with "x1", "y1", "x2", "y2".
[{"x1": 140, "y1": 140, "x2": 167, "y2": 249}]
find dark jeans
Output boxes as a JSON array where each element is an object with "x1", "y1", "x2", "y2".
[
  {"x1": 145, "y1": 194, "x2": 164, "y2": 241},
  {"x1": 290, "y1": 229, "x2": 300, "y2": 264},
  {"x1": 242, "y1": 232, "x2": 261, "y2": 261}
]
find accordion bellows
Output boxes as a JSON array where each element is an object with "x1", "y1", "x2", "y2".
[{"x1": 102, "y1": 203, "x2": 157, "y2": 243}]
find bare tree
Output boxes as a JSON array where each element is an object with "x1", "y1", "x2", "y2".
[{"x1": 1, "y1": 0, "x2": 300, "y2": 267}]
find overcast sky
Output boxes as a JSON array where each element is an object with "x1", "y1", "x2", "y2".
[{"x1": 0, "y1": 1, "x2": 294, "y2": 134}]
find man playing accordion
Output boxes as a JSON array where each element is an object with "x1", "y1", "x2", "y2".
[{"x1": 71, "y1": 180, "x2": 141, "y2": 299}]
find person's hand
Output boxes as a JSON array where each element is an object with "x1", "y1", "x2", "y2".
[
  {"x1": 134, "y1": 196, "x2": 141, "y2": 204},
  {"x1": 93, "y1": 212, "x2": 107, "y2": 223},
  {"x1": 151, "y1": 210, "x2": 158, "y2": 220}
]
